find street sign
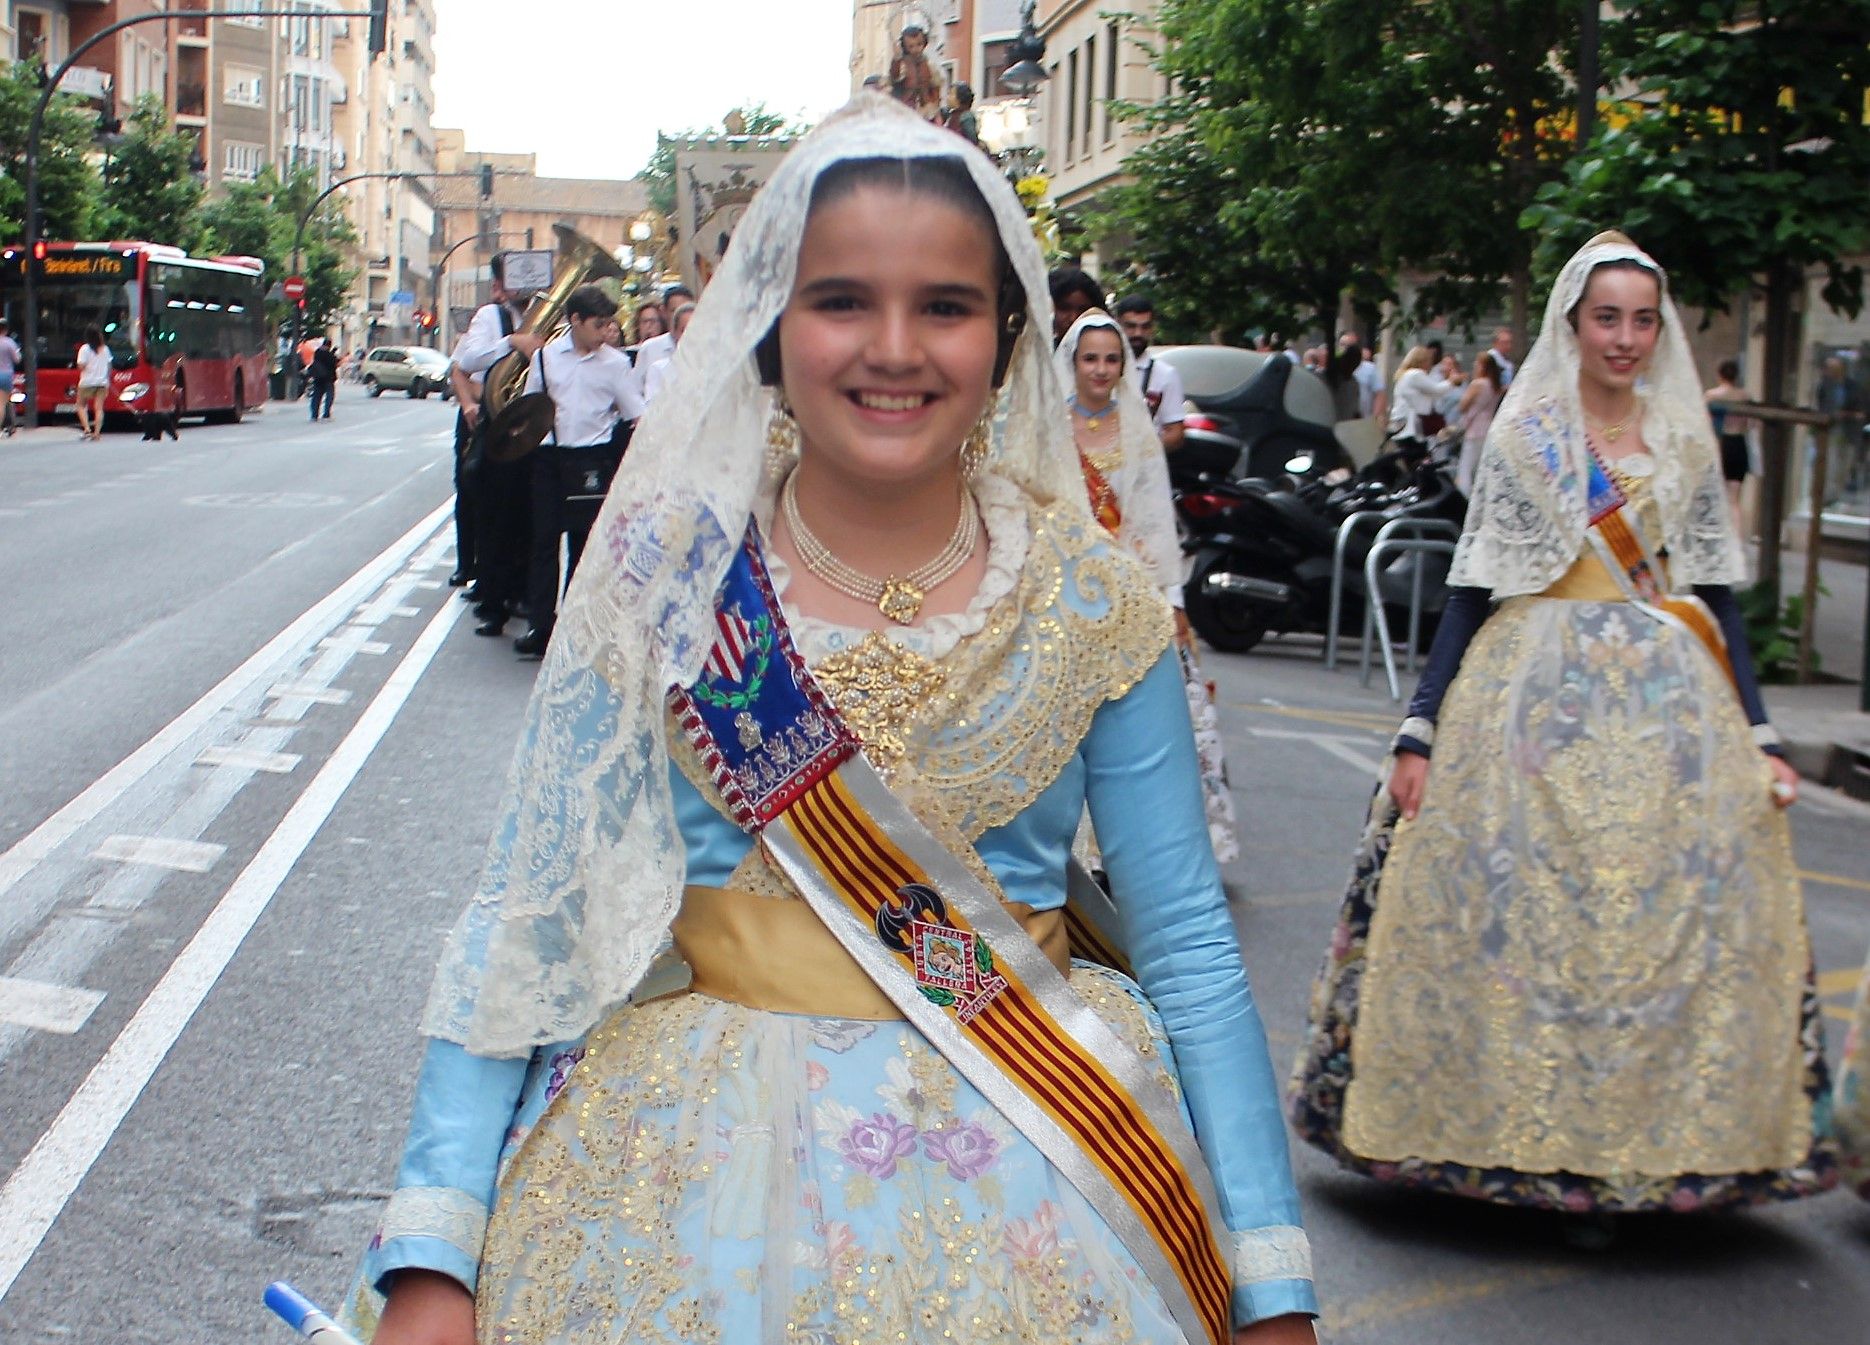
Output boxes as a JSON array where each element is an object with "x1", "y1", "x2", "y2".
[
  {"x1": 501, "y1": 250, "x2": 554, "y2": 297},
  {"x1": 282, "y1": 275, "x2": 306, "y2": 301}
]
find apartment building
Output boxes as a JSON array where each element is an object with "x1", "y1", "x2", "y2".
[
  {"x1": 2, "y1": 0, "x2": 169, "y2": 122},
  {"x1": 329, "y1": 0, "x2": 438, "y2": 350}
]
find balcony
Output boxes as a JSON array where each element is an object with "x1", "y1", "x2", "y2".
[{"x1": 175, "y1": 82, "x2": 207, "y2": 121}]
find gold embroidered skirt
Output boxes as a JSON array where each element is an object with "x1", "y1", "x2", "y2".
[
  {"x1": 1290, "y1": 596, "x2": 1834, "y2": 1211},
  {"x1": 473, "y1": 962, "x2": 1194, "y2": 1344}
]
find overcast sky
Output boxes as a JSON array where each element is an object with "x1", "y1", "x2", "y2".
[{"x1": 430, "y1": 0, "x2": 854, "y2": 181}]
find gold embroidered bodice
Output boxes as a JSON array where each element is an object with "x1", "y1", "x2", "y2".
[{"x1": 669, "y1": 494, "x2": 1172, "y2": 900}]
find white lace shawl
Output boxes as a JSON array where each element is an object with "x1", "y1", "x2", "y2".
[
  {"x1": 1052, "y1": 310, "x2": 1182, "y2": 600},
  {"x1": 422, "y1": 97, "x2": 1096, "y2": 1056},
  {"x1": 1448, "y1": 234, "x2": 1745, "y2": 596}
]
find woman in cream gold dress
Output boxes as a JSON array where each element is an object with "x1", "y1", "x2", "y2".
[
  {"x1": 1055, "y1": 309, "x2": 1239, "y2": 865},
  {"x1": 1288, "y1": 232, "x2": 1833, "y2": 1218},
  {"x1": 350, "y1": 99, "x2": 1316, "y2": 1345}
]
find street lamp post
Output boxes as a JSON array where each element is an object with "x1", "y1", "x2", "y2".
[
  {"x1": 17, "y1": 5, "x2": 383, "y2": 429},
  {"x1": 432, "y1": 229, "x2": 519, "y2": 351}
]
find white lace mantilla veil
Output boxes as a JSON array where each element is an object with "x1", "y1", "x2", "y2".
[
  {"x1": 1448, "y1": 230, "x2": 1745, "y2": 596},
  {"x1": 424, "y1": 96, "x2": 1093, "y2": 1056},
  {"x1": 1052, "y1": 309, "x2": 1182, "y2": 595}
]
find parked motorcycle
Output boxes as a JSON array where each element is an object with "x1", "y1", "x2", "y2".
[
  {"x1": 1155, "y1": 346, "x2": 1348, "y2": 491},
  {"x1": 1181, "y1": 445, "x2": 1467, "y2": 654}
]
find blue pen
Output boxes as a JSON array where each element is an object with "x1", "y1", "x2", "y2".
[{"x1": 264, "y1": 1281, "x2": 365, "y2": 1345}]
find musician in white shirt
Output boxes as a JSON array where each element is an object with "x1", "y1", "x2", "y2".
[
  {"x1": 512, "y1": 284, "x2": 645, "y2": 658},
  {"x1": 1115, "y1": 295, "x2": 1186, "y2": 452}
]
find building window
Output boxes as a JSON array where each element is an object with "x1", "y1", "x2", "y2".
[
  {"x1": 224, "y1": 141, "x2": 266, "y2": 182},
  {"x1": 225, "y1": 3, "x2": 266, "y2": 28},
  {"x1": 1065, "y1": 49, "x2": 1078, "y2": 162},
  {"x1": 1082, "y1": 34, "x2": 1096, "y2": 158},
  {"x1": 225, "y1": 65, "x2": 265, "y2": 108},
  {"x1": 1105, "y1": 21, "x2": 1119, "y2": 143},
  {"x1": 15, "y1": 7, "x2": 56, "y2": 67},
  {"x1": 979, "y1": 36, "x2": 1014, "y2": 101}
]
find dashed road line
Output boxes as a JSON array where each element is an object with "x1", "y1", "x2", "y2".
[
  {"x1": 0, "y1": 978, "x2": 105, "y2": 1035},
  {"x1": 92, "y1": 835, "x2": 225, "y2": 874},
  {"x1": 0, "y1": 591, "x2": 467, "y2": 1304}
]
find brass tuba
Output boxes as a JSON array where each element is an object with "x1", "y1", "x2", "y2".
[{"x1": 482, "y1": 223, "x2": 628, "y2": 462}]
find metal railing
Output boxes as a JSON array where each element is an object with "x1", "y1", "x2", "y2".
[{"x1": 1358, "y1": 518, "x2": 1461, "y2": 701}]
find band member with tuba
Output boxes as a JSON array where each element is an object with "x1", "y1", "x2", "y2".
[
  {"x1": 453, "y1": 255, "x2": 546, "y2": 636},
  {"x1": 512, "y1": 284, "x2": 643, "y2": 659}
]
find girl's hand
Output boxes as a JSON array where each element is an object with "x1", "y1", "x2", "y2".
[
  {"x1": 1235, "y1": 1313, "x2": 1319, "y2": 1344},
  {"x1": 1388, "y1": 749, "x2": 1430, "y2": 820},
  {"x1": 1767, "y1": 753, "x2": 1799, "y2": 808},
  {"x1": 372, "y1": 1270, "x2": 476, "y2": 1345}
]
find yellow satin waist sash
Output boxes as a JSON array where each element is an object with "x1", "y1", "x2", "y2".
[
  {"x1": 1532, "y1": 544, "x2": 1673, "y2": 603},
  {"x1": 671, "y1": 884, "x2": 1071, "y2": 1020}
]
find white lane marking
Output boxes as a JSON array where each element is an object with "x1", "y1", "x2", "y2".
[
  {"x1": 1246, "y1": 724, "x2": 1386, "y2": 776},
  {"x1": 0, "y1": 501, "x2": 451, "y2": 906},
  {"x1": 318, "y1": 633, "x2": 390, "y2": 656},
  {"x1": 266, "y1": 684, "x2": 350, "y2": 705},
  {"x1": 92, "y1": 836, "x2": 225, "y2": 874},
  {"x1": 0, "y1": 594, "x2": 466, "y2": 1302},
  {"x1": 193, "y1": 746, "x2": 301, "y2": 774},
  {"x1": 0, "y1": 978, "x2": 105, "y2": 1035}
]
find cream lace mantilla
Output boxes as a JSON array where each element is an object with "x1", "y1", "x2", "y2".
[{"x1": 1449, "y1": 235, "x2": 1745, "y2": 597}]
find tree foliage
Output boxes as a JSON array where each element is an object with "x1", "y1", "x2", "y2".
[
  {"x1": 96, "y1": 96, "x2": 205, "y2": 246},
  {"x1": 1523, "y1": 0, "x2": 1870, "y2": 319},
  {"x1": 1102, "y1": 0, "x2": 1580, "y2": 346},
  {"x1": 0, "y1": 61, "x2": 102, "y2": 242},
  {"x1": 198, "y1": 165, "x2": 359, "y2": 333},
  {"x1": 636, "y1": 103, "x2": 806, "y2": 217}
]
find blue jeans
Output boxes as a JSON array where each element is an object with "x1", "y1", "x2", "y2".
[{"x1": 308, "y1": 381, "x2": 334, "y2": 419}]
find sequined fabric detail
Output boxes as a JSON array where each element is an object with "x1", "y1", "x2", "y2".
[
  {"x1": 811, "y1": 634, "x2": 949, "y2": 776},
  {"x1": 1289, "y1": 597, "x2": 1832, "y2": 1209},
  {"x1": 475, "y1": 966, "x2": 1187, "y2": 1343}
]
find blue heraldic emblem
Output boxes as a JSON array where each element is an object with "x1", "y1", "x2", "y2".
[{"x1": 875, "y1": 883, "x2": 1009, "y2": 1025}]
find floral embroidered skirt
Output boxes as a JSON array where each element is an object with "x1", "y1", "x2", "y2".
[
  {"x1": 466, "y1": 965, "x2": 1193, "y2": 1344},
  {"x1": 1835, "y1": 963, "x2": 1870, "y2": 1199},
  {"x1": 1287, "y1": 596, "x2": 1835, "y2": 1213}
]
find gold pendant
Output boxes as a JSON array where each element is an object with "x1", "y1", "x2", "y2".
[
  {"x1": 1085, "y1": 414, "x2": 1102, "y2": 431},
  {"x1": 877, "y1": 577, "x2": 925, "y2": 625}
]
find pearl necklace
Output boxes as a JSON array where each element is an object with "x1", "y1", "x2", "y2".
[{"x1": 781, "y1": 472, "x2": 979, "y2": 625}]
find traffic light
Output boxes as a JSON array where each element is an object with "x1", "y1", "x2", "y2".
[
  {"x1": 367, "y1": 0, "x2": 389, "y2": 56},
  {"x1": 480, "y1": 163, "x2": 494, "y2": 200}
]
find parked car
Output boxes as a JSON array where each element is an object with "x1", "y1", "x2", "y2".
[
  {"x1": 359, "y1": 345, "x2": 453, "y2": 399},
  {"x1": 1152, "y1": 346, "x2": 1345, "y2": 487}
]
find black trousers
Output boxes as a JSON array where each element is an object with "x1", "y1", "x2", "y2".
[
  {"x1": 452, "y1": 410, "x2": 478, "y2": 579},
  {"x1": 526, "y1": 441, "x2": 623, "y2": 634},
  {"x1": 473, "y1": 433, "x2": 532, "y2": 613}
]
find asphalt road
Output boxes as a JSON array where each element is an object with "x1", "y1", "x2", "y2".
[{"x1": 0, "y1": 396, "x2": 1866, "y2": 1344}]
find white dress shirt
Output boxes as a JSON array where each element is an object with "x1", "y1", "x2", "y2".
[
  {"x1": 1129, "y1": 355, "x2": 1186, "y2": 431},
  {"x1": 629, "y1": 330, "x2": 676, "y2": 402},
  {"x1": 522, "y1": 331, "x2": 644, "y2": 447},
  {"x1": 452, "y1": 302, "x2": 526, "y2": 378}
]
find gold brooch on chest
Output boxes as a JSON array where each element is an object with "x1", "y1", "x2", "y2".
[{"x1": 813, "y1": 632, "x2": 948, "y2": 772}]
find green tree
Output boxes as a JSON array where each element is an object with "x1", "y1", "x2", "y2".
[
  {"x1": 637, "y1": 103, "x2": 804, "y2": 217},
  {"x1": 198, "y1": 166, "x2": 358, "y2": 335},
  {"x1": 0, "y1": 61, "x2": 102, "y2": 241},
  {"x1": 1103, "y1": 1, "x2": 1579, "y2": 347},
  {"x1": 96, "y1": 95, "x2": 205, "y2": 245},
  {"x1": 1522, "y1": 0, "x2": 1870, "y2": 593}
]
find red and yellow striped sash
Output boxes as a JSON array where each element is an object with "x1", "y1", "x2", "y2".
[{"x1": 771, "y1": 767, "x2": 1232, "y2": 1345}]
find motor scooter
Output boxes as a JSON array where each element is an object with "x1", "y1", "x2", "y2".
[
  {"x1": 1181, "y1": 442, "x2": 1466, "y2": 653},
  {"x1": 1170, "y1": 354, "x2": 1347, "y2": 492}
]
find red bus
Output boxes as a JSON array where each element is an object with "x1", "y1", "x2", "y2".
[{"x1": 0, "y1": 241, "x2": 268, "y2": 426}]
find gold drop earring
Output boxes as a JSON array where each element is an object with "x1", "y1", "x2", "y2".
[
  {"x1": 959, "y1": 407, "x2": 993, "y2": 480},
  {"x1": 765, "y1": 390, "x2": 800, "y2": 479}
]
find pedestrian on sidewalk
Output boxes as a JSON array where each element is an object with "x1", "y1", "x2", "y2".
[
  {"x1": 1704, "y1": 358, "x2": 1756, "y2": 535},
  {"x1": 75, "y1": 326, "x2": 113, "y2": 440},
  {"x1": 1289, "y1": 231, "x2": 1833, "y2": 1230},
  {"x1": 1453, "y1": 350, "x2": 1503, "y2": 494},
  {"x1": 0, "y1": 318, "x2": 20, "y2": 437},
  {"x1": 343, "y1": 99, "x2": 1317, "y2": 1345}
]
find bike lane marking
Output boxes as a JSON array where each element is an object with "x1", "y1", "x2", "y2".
[{"x1": 0, "y1": 592, "x2": 466, "y2": 1303}]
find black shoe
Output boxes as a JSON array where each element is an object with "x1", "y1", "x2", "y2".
[
  {"x1": 460, "y1": 582, "x2": 483, "y2": 603},
  {"x1": 474, "y1": 615, "x2": 507, "y2": 637},
  {"x1": 513, "y1": 627, "x2": 550, "y2": 659},
  {"x1": 472, "y1": 598, "x2": 502, "y2": 620},
  {"x1": 448, "y1": 570, "x2": 470, "y2": 587}
]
